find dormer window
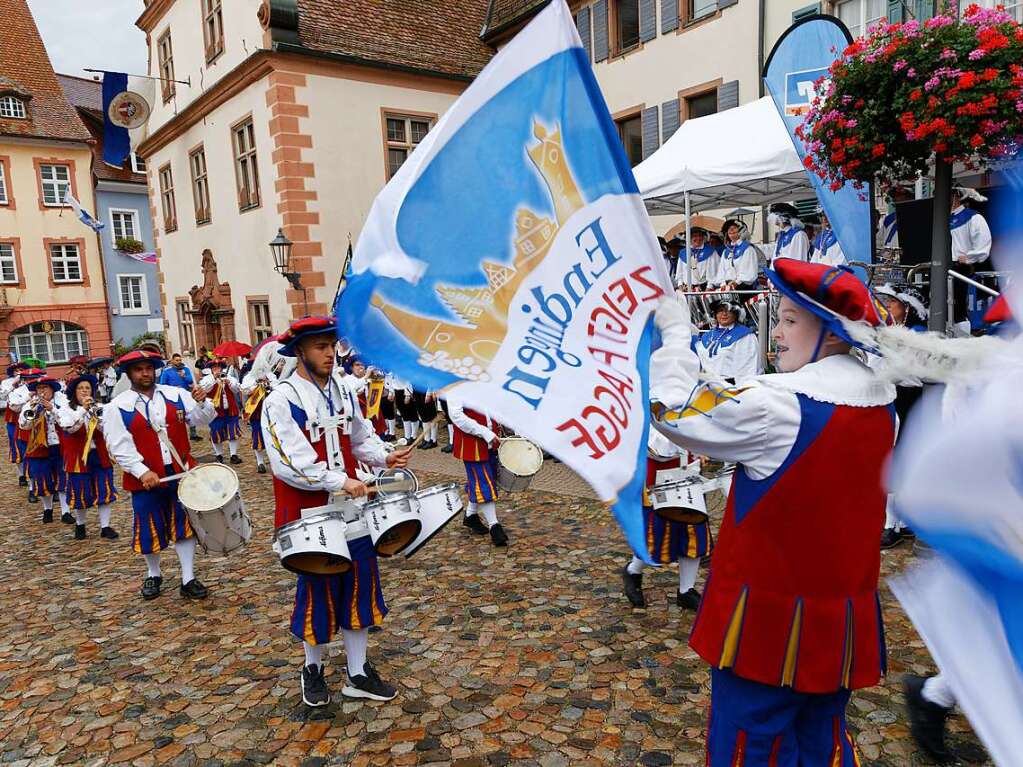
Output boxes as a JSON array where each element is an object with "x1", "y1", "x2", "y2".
[{"x1": 0, "y1": 96, "x2": 25, "y2": 119}]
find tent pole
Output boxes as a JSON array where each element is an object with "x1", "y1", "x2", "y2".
[{"x1": 684, "y1": 191, "x2": 693, "y2": 292}]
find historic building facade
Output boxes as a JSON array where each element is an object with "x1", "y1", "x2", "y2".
[{"x1": 0, "y1": 0, "x2": 112, "y2": 374}]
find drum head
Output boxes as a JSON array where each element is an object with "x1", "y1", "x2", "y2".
[
  {"x1": 375, "y1": 520, "x2": 422, "y2": 557},
  {"x1": 374, "y1": 468, "x2": 419, "y2": 496},
  {"x1": 179, "y1": 464, "x2": 240, "y2": 512},
  {"x1": 282, "y1": 552, "x2": 351, "y2": 576},
  {"x1": 498, "y1": 438, "x2": 543, "y2": 477}
]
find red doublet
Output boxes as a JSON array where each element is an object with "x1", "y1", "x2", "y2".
[
  {"x1": 272, "y1": 407, "x2": 359, "y2": 529},
  {"x1": 452, "y1": 408, "x2": 492, "y2": 462},
  {"x1": 60, "y1": 424, "x2": 112, "y2": 473},
  {"x1": 690, "y1": 396, "x2": 895, "y2": 693},
  {"x1": 213, "y1": 383, "x2": 240, "y2": 417},
  {"x1": 119, "y1": 400, "x2": 194, "y2": 492}
]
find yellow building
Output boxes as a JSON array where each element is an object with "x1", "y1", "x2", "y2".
[{"x1": 0, "y1": 0, "x2": 112, "y2": 374}]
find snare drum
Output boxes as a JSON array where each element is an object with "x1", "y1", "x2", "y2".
[
  {"x1": 178, "y1": 464, "x2": 252, "y2": 555},
  {"x1": 650, "y1": 477, "x2": 709, "y2": 524},
  {"x1": 495, "y1": 437, "x2": 543, "y2": 493},
  {"x1": 274, "y1": 511, "x2": 352, "y2": 575},
  {"x1": 404, "y1": 482, "x2": 463, "y2": 558},
  {"x1": 364, "y1": 492, "x2": 421, "y2": 557}
]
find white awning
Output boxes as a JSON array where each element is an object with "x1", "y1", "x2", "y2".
[{"x1": 634, "y1": 96, "x2": 813, "y2": 214}]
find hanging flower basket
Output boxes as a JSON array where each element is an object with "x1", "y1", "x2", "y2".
[{"x1": 797, "y1": 4, "x2": 1023, "y2": 190}]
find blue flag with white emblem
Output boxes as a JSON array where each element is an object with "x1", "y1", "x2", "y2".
[{"x1": 336, "y1": 0, "x2": 671, "y2": 562}]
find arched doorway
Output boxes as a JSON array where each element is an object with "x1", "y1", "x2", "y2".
[{"x1": 188, "y1": 249, "x2": 235, "y2": 352}]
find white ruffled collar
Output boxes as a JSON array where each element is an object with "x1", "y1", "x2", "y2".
[{"x1": 754, "y1": 354, "x2": 896, "y2": 407}]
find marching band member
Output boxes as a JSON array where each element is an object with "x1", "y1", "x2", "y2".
[
  {"x1": 200, "y1": 358, "x2": 243, "y2": 465},
  {"x1": 621, "y1": 429, "x2": 711, "y2": 611},
  {"x1": 241, "y1": 342, "x2": 288, "y2": 475},
  {"x1": 18, "y1": 376, "x2": 70, "y2": 524},
  {"x1": 446, "y1": 394, "x2": 508, "y2": 547},
  {"x1": 715, "y1": 220, "x2": 760, "y2": 291},
  {"x1": 55, "y1": 373, "x2": 119, "y2": 540},
  {"x1": 693, "y1": 300, "x2": 760, "y2": 382},
  {"x1": 950, "y1": 185, "x2": 992, "y2": 267},
  {"x1": 102, "y1": 350, "x2": 215, "y2": 601},
  {"x1": 678, "y1": 227, "x2": 719, "y2": 289},
  {"x1": 379, "y1": 372, "x2": 398, "y2": 442},
  {"x1": 10, "y1": 369, "x2": 46, "y2": 502},
  {"x1": 391, "y1": 375, "x2": 419, "y2": 441},
  {"x1": 768, "y1": 202, "x2": 810, "y2": 263},
  {"x1": 2, "y1": 362, "x2": 27, "y2": 487},
  {"x1": 650, "y1": 259, "x2": 895, "y2": 766},
  {"x1": 262, "y1": 316, "x2": 412, "y2": 706},
  {"x1": 810, "y1": 210, "x2": 848, "y2": 267}
]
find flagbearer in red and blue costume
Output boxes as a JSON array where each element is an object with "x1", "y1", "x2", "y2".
[
  {"x1": 261, "y1": 316, "x2": 413, "y2": 707},
  {"x1": 621, "y1": 429, "x2": 711, "y2": 611},
  {"x1": 446, "y1": 394, "x2": 508, "y2": 547},
  {"x1": 651, "y1": 259, "x2": 897, "y2": 766},
  {"x1": 102, "y1": 350, "x2": 216, "y2": 601},
  {"x1": 200, "y1": 358, "x2": 243, "y2": 464},
  {"x1": 55, "y1": 373, "x2": 119, "y2": 541},
  {"x1": 18, "y1": 376, "x2": 71, "y2": 524}
]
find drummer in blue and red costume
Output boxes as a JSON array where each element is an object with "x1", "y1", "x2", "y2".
[
  {"x1": 446, "y1": 394, "x2": 509, "y2": 547},
  {"x1": 650, "y1": 259, "x2": 896, "y2": 765},
  {"x1": 102, "y1": 350, "x2": 216, "y2": 601},
  {"x1": 261, "y1": 316, "x2": 413, "y2": 708}
]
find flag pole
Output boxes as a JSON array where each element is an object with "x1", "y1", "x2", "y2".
[
  {"x1": 83, "y1": 68, "x2": 191, "y2": 87},
  {"x1": 333, "y1": 235, "x2": 354, "y2": 310}
]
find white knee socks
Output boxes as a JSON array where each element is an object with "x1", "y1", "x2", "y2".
[
  {"x1": 74, "y1": 509, "x2": 87, "y2": 525},
  {"x1": 679, "y1": 557, "x2": 699, "y2": 593},
  {"x1": 479, "y1": 502, "x2": 498, "y2": 528},
  {"x1": 303, "y1": 641, "x2": 324, "y2": 669},
  {"x1": 144, "y1": 552, "x2": 162, "y2": 577},
  {"x1": 447, "y1": 425, "x2": 454, "y2": 444},
  {"x1": 922, "y1": 673, "x2": 956, "y2": 709},
  {"x1": 228, "y1": 439, "x2": 239, "y2": 457},
  {"x1": 18, "y1": 463, "x2": 25, "y2": 478},
  {"x1": 42, "y1": 495, "x2": 54, "y2": 511},
  {"x1": 211, "y1": 442, "x2": 223, "y2": 457},
  {"x1": 174, "y1": 538, "x2": 197, "y2": 584},
  {"x1": 627, "y1": 556, "x2": 645, "y2": 575},
  {"x1": 403, "y1": 420, "x2": 418, "y2": 440},
  {"x1": 58, "y1": 492, "x2": 70, "y2": 516},
  {"x1": 884, "y1": 494, "x2": 903, "y2": 531},
  {"x1": 98, "y1": 504, "x2": 112, "y2": 529},
  {"x1": 343, "y1": 628, "x2": 369, "y2": 677},
  {"x1": 466, "y1": 501, "x2": 478, "y2": 518},
  {"x1": 386, "y1": 419, "x2": 396, "y2": 436},
  {"x1": 428, "y1": 422, "x2": 438, "y2": 442},
  {"x1": 254, "y1": 449, "x2": 266, "y2": 467}
]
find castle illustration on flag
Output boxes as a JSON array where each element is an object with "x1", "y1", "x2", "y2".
[{"x1": 369, "y1": 120, "x2": 585, "y2": 380}]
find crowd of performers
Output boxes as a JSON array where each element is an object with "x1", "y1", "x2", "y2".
[{"x1": 0, "y1": 250, "x2": 1013, "y2": 762}]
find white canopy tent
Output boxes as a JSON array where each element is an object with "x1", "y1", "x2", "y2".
[{"x1": 634, "y1": 96, "x2": 813, "y2": 215}]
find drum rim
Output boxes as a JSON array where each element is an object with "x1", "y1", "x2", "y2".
[
  {"x1": 278, "y1": 510, "x2": 346, "y2": 530},
  {"x1": 365, "y1": 492, "x2": 417, "y2": 510},
  {"x1": 497, "y1": 438, "x2": 543, "y2": 477},
  {"x1": 414, "y1": 482, "x2": 460, "y2": 498}
]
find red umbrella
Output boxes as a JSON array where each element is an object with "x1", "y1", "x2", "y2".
[{"x1": 213, "y1": 341, "x2": 252, "y2": 357}]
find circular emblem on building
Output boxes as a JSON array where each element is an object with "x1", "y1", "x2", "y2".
[{"x1": 107, "y1": 91, "x2": 150, "y2": 130}]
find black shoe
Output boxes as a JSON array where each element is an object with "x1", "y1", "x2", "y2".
[
  {"x1": 426, "y1": 441, "x2": 438, "y2": 450},
  {"x1": 880, "y1": 528, "x2": 904, "y2": 550},
  {"x1": 28, "y1": 493, "x2": 38, "y2": 504},
  {"x1": 42, "y1": 508, "x2": 54, "y2": 523},
  {"x1": 677, "y1": 588, "x2": 701, "y2": 610},
  {"x1": 342, "y1": 663, "x2": 397, "y2": 701},
  {"x1": 230, "y1": 455, "x2": 242, "y2": 465},
  {"x1": 190, "y1": 433, "x2": 202, "y2": 441},
  {"x1": 141, "y1": 575, "x2": 163, "y2": 600},
  {"x1": 904, "y1": 675, "x2": 952, "y2": 763},
  {"x1": 257, "y1": 464, "x2": 267, "y2": 474},
  {"x1": 100, "y1": 526, "x2": 119, "y2": 539},
  {"x1": 381, "y1": 434, "x2": 395, "y2": 443},
  {"x1": 463, "y1": 514, "x2": 488, "y2": 535},
  {"x1": 900, "y1": 526, "x2": 917, "y2": 540},
  {"x1": 489, "y1": 523, "x2": 508, "y2": 547},
  {"x1": 18, "y1": 476, "x2": 27, "y2": 487},
  {"x1": 61, "y1": 512, "x2": 74, "y2": 525},
  {"x1": 622, "y1": 567, "x2": 646, "y2": 608},
  {"x1": 74, "y1": 524, "x2": 86, "y2": 540},
  {"x1": 301, "y1": 664, "x2": 331, "y2": 707},
  {"x1": 215, "y1": 455, "x2": 224, "y2": 463},
  {"x1": 180, "y1": 579, "x2": 209, "y2": 599},
  {"x1": 417, "y1": 440, "x2": 430, "y2": 450},
  {"x1": 441, "y1": 444, "x2": 453, "y2": 454}
]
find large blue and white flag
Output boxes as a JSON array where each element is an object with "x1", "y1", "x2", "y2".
[
  {"x1": 763, "y1": 16, "x2": 874, "y2": 265},
  {"x1": 62, "y1": 188, "x2": 104, "y2": 233},
  {"x1": 336, "y1": 0, "x2": 670, "y2": 561}
]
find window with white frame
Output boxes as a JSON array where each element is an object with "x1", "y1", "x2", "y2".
[
  {"x1": 0, "y1": 243, "x2": 17, "y2": 284},
  {"x1": 176, "y1": 299, "x2": 195, "y2": 353},
  {"x1": 39, "y1": 163, "x2": 71, "y2": 206},
  {"x1": 49, "y1": 242, "x2": 82, "y2": 283},
  {"x1": 384, "y1": 114, "x2": 433, "y2": 179},
  {"x1": 110, "y1": 209, "x2": 139, "y2": 244},
  {"x1": 118, "y1": 274, "x2": 148, "y2": 314},
  {"x1": 0, "y1": 161, "x2": 7, "y2": 205},
  {"x1": 833, "y1": 0, "x2": 884, "y2": 37},
  {"x1": 0, "y1": 96, "x2": 26, "y2": 119},
  {"x1": 130, "y1": 153, "x2": 146, "y2": 174},
  {"x1": 9, "y1": 321, "x2": 89, "y2": 365}
]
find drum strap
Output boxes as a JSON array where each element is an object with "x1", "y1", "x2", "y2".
[{"x1": 280, "y1": 380, "x2": 351, "y2": 471}]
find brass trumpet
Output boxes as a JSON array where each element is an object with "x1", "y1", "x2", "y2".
[{"x1": 21, "y1": 396, "x2": 41, "y2": 421}]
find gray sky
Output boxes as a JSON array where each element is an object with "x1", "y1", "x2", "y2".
[{"x1": 28, "y1": 0, "x2": 148, "y2": 79}]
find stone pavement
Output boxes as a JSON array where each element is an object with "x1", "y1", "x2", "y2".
[{"x1": 0, "y1": 434, "x2": 992, "y2": 766}]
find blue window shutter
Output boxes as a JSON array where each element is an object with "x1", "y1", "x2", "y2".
[
  {"x1": 593, "y1": 0, "x2": 609, "y2": 62},
  {"x1": 576, "y1": 7, "x2": 593, "y2": 62},
  {"x1": 640, "y1": 0, "x2": 657, "y2": 42},
  {"x1": 661, "y1": 0, "x2": 678, "y2": 32},
  {"x1": 717, "y1": 80, "x2": 739, "y2": 111},
  {"x1": 641, "y1": 106, "x2": 659, "y2": 160},
  {"x1": 661, "y1": 99, "x2": 680, "y2": 142}
]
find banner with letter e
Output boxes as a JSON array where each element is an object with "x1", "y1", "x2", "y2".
[
  {"x1": 764, "y1": 16, "x2": 874, "y2": 265},
  {"x1": 336, "y1": 0, "x2": 671, "y2": 562}
]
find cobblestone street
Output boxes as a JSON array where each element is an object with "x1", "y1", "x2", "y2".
[{"x1": 0, "y1": 437, "x2": 991, "y2": 767}]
